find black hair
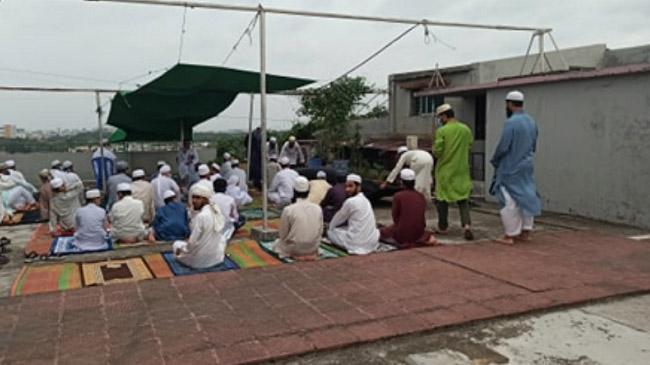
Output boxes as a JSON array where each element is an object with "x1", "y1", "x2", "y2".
[
  {"x1": 213, "y1": 178, "x2": 227, "y2": 193},
  {"x1": 118, "y1": 190, "x2": 132, "y2": 197},
  {"x1": 133, "y1": 176, "x2": 144, "y2": 181},
  {"x1": 403, "y1": 180, "x2": 415, "y2": 189},
  {"x1": 442, "y1": 109, "x2": 455, "y2": 118},
  {"x1": 511, "y1": 100, "x2": 524, "y2": 107},
  {"x1": 164, "y1": 197, "x2": 175, "y2": 204},
  {"x1": 294, "y1": 191, "x2": 309, "y2": 199}
]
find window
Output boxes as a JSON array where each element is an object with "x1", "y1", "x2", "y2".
[
  {"x1": 412, "y1": 95, "x2": 444, "y2": 116},
  {"x1": 474, "y1": 94, "x2": 486, "y2": 141}
]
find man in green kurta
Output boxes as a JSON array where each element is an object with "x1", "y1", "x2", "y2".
[{"x1": 433, "y1": 103, "x2": 474, "y2": 240}]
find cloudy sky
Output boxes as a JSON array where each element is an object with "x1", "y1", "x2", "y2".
[{"x1": 1, "y1": 0, "x2": 649, "y2": 132}]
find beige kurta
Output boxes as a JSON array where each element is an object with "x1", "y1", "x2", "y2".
[
  {"x1": 307, "y1": 180, "x2": 331, "y2": 205},
  {"x1": 273, "y1": 198, "x2": 323, "y2": 259},
  {"x1": 49, "y1": 186, "x2": 83, "y2": 232},
  {"x1": 131, "y1": 180, "x2": 155, "y2": 223},
  {"x1": 109, "y1": 196, "x2": 145, "y2": 241},
  {"x1": 39, "y1": 182, "x2": 52, "y2": 220}
]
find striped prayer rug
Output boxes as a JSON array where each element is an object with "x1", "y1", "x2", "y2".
[
  {"x1": 226, "y1": 239, "x2": 283, "y2": 268},
  {"x1": 11, "y1": 263, "x2": 82, "y2": 296}
]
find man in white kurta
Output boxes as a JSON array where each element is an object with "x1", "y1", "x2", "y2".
[
  {"x1": 226, "y1": 175, "x2": 252, "y2": 207},
  {"x1": 279, "y1": 136, "x2": 305, "y2": 167},
  {"x1": 62, "y1": 161, "x2": 85, "y2": 205},
  {"x1": 268, "y1": 157, "x2": 299, "y2": 206},
  {"x1": 221, "y1": 153, "x2": 233, "y2": 180},
  {"x1": 50, "y1": 160, "x2": 67, "y2": 182},
  {"x1": 176, "y1": 140, "x2": 199, "y2": 189},
  {"x1": 109, "y1": 183, "x2": 146, "y2": 243},
  {"x1": 212, "y1": 178, "x2": 240, "y2": 240},
  {"x1": 131, "y1": 169, "x2": 155, "y2": 223},
  {"x1": 273, "y1": 176, "x2": 323, "y2": 260},
  {"x1": 49, "y1": 177, "x2": 83, "y2": 234},
  {"x1": 6, "y1": 185, "x2": 36, "y2": 211},
  {"x1": 328, "y1": 174, "x2": 379, "y2": 255},
  {"x1": 152, "y1": 165, "x2": 181, "y2": 209},
  {"x1": 382, "y1": 146, "x2": 434, "y2": 204},
  {"x1": 174, "y1": 184, "x2": 227, "y2": 269},
  {"x1": 230, "y1": 160, "x2": 248, "y2": 192},
  {"x1": 4, "y1": 160, "x2": 34, "y2": 192},
  {"x1": 106, "y1": 161, "x2": 132, "y2": 209},
  {"x1": 74, "y1": 189, "x2": 108, "y2": 250}
]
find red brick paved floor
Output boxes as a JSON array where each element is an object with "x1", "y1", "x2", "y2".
[{"x1": 2, "y1": 230, "x2": 650, "y2": 364}]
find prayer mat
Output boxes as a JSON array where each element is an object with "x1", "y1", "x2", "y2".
[
  {"x1": 239, "y1": 208, "x2": 280, "y2": 221},
  {"x1": 226, "y1": 239, "x2": 283, "y2": 268},
  {"x1": 232, "y1": 218, "x2": 282, "y2": 240},
  {"x1": 11, "y1": 263, "x2": 82, "y2": 296},
  {"x1": 258, "y1": 240, "x2": 347, "y2": 263},
  {"x1": 24, "y1": 223, "x2": 53, "y2": 258},
  {"x1": 162, "y1": 252, "x2": 239, "y2": 276},
  {"x1": 50, "y1": 236, "x2": 112, "y2": 256},
  {"x1": 113, "y1": 241, "x2": 159, "y2": 250},
  {"x1": 143, "y1": 253, "x2": 174, "y2": 279},
  {"x1": 81, "y1": 258, "x2": 153, "y2": 286}
]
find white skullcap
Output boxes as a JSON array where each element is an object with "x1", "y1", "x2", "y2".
[
  {"x1": 270, "y1": 136, "x2": 277, "y2": 142},
  {"x1": 159, "y1": 164, "x2": 171, "y2": 174},
  {"x1": 62, "y1": 160, "x2": 73, "y2": 169},
  {"x1": 190, "y1": 184, "x2": 212, "y2": 199},
  {"x1": 435, "y1": 103, "x2": 452, "y2": 116},
  {"x1": 294, "y1": 176, "x2": 310, "y2": 193},
  {"x1": 5, "y1": 160, "x2": 15, "y2": 167},
  {"x1": 288, "y1": 136, "x2": 296, "y2": 142},
  {"x1": 506, "y1": 90, "x2": 524, "y2": 102},
  {"x1": 39, "y1": 169, "x2": 50, "y2": 178},
  {"x1": 347, "y1": 174, "x2": 362, "y2": 184},
  {"x1": 400, "y1": 168, "x2": 416, "y2": 181},
  {"x1": 163, "y1": 190, "x2": 176, "y2": 200},
  {"x1": 132, "y1": 169, "x2": 145, "y2": 178},
  {"x1": 197, "y1": 164, "x2": 210, "y2": 176},
  {"x1": 211, "y1": 163, "x2": 220, "y2": 171},
  {"x1": 117, "y1": 183, "x2": 131, "y2": 192},
  {"x1": 51, "y1": 160, "x2": 61, "y2": 168},
  {"x1": 223, "y1": 152, "x2": 231, "y2": 159},
  {"x1": 397, "y1": 146, "x2": 408, "y2": 154},
  {"x1": 50, "y1": 178, "x2": 64, "y2": 189},
  {"x1": 279, "y1": 156, "x2": 290, "y2": 166},
  {"x1": 85, "y1": 189, "x2": 101, "y2": 199},
  {"x1": 228, "y1": 175, "x2": 239, "y2": 185},
  {"x1": 232, "y1": 159, "x2": 240, "y2": 165},
  {"x1": 316, "y1": 170, "x2": 327, "y2": 179},
  {"x1": 156, "y1": 160, "x2": 166, "y2": 166}
]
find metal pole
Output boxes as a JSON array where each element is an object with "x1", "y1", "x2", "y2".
[
  {"x1": 86, "y1": 0, "x2": 546, "y2": 32},
  {"x1": 259, "y1": 5, "x2": 269, "y2": 230},
  {"x1": 538, "y1": 31, "x2": 546, "y2": 73},
  {"x1": 548, "y1": 31, "x2": 569, "y2": 70},
  {"x1": 95, "y1": 91, "x2": 106, "y2": 193},
  {"x1": 246, "y1": 93, "x2": 254, "y2": 180},
  {"x1": 519, "y1": 32, "x2": 536, "y2": 75}
]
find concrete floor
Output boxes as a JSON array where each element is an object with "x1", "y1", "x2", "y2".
[{"x1": 277, "y1": 294, "x2": 650, "y2": 365}]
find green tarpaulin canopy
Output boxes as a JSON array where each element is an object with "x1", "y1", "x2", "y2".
[{"x1": 107, "y1": 63, "x2": 314, "y2": 142}]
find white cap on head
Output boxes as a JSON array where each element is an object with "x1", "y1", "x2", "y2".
[
  {"x1": 197, "y1": 164, "x2": 210, "y2": 176},
  {"x1": 232, "y1": 159, "x2": 240, "y2": 165},
  {"x1": 163, "y1": 190, "x2": 176, "y2": 200},
  {"x1": 316, "y1": 170, "x2": 327, "y2": 179},
  {"x1": 51, "y1": 178, "x2": 64, "y2": 189},
  {"x1": 400, "y1": 168, "x2": 416, "y2": 181},
  {"x1": 270, "y1": 137, "x2": 277, "y2": 142},
  {"x1": 279, "y1": 156, "x2": 290, "y2": 166},
  {"x1": 190, "y1": 184, "x2": 212, "y2": 199},
  {"x1": 397, "y1": 146, "x2": 408, "y2": 154},
  {"x1": 159, "y1": 164, "x2": 171, "y2": 174},
  {"x1": 505, "y1": 90, "x2": 524, "y2": 102},
  {"x1": 294, "y1": 176, "x2": 310, "y2": 193},
  {"x1": 5, "y1": 160, "x2": 15, "y2": 167},
  {"x1": 223, "y1": 152, "x2": 231, "y2": 159},
  {"x1": 132, "y1": 169, "x2": 145, "y2": 178},
  {"x1": 435, "y1": 103, "x2": 453, "y2": 116},
  {"x1": 117, "y1": 183, "x2": 131, "y2": 192},
  {"x1": 347, "y1": 174, "x2": 362, "y2": 184},
  {"x1": 62, "y1": 160, "x2": 73, "y2": 169},
  {"x1": 85, "y1": 189, "x2": 101, "y2": 199},
  {"x1": 288, "y1": 136, "x2": 296, "y2": 142},
  {"x1": 211, "y1": 163, "x2": 220, "y2": 171},
  {"x1": 156, "y1": 160, "x2": 166, "y2": 167},
  {"x1": 51, "y1": 160, "x2": 61, "y2": 168},
  {"x1": 39, "y1": 169, "x2": 50, "y2": 178}
]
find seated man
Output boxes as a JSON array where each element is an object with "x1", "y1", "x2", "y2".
[
  {"x1": 131, "y1": 169, "x2": 155, "y2": 224},
  {"x1": 273, "y1": 176, "x2": 323, "y2": 261},
  {"x1": 173, "y1": 184, "x2": 227, "y2": 269},
  {"x1": 226, "y1": 175, "x2": 253, "y2": 207},
  {"x1": 49, "y1": 177, "x2": 83, "y2": 235},
  {"x1": 320, "y1": 173, "x2": 347, "y2": 223},
  {"x1": 152, "y1": 164, "x2": 180, "y2": 209},
  {"x1": 212, "y1": 178, "x2": 245, "y2": 240},
  {"x1": 327, "y1": 174, "x2": 379, "y2": 255},
  {"x1": 108, "y1": 183, "x2": 146, "y2": 243},
  {"x1": 230, "y1": 159, "x2": 248, "y2": 192},
  {"x1": 379, "y1": 169, "x2": 437, "y2": 248},
  {"x1": 74, "y1": 189, "x2": 109, "y2": 250},
  {"x1": 149, "y1": 190, "x2": 190, "y2": 241},
  {"x1": 268, "y1": 157, "x2": 298, "y2": 206},
  {"x1": 209, "y1": 163, "x2": 222, "y2": 182},
  {"x1": 307, "y1": 170, "x2": 332, "y2": 205}
]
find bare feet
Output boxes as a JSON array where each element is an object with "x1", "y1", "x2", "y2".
[
  {"x1": 424, "y1": 235, "x2": 439, "y2": 246},
  {"x1": 495, "y1": 236, "x2": 516, "y2": 245}
]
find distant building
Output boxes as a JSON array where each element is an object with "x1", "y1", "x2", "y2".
[
  {"x1": 360, "y1": 43, "x2": 650, "y2": 229},
  {"x1": 2, "y1": 124, "x2": 17, "y2": 139}
]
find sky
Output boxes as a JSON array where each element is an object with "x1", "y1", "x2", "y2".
[{"x1": 1, "y1": 0, "x2": 649, "y2": 133}]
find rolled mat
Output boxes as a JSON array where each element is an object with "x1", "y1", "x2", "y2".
[
  {"x1": 162, "y1": 252, "x2": 239, "y2": 276},
  {"x1": 226, "y1": 239, "x2": 283, "y2": 268},
  {"x1": 81, "y1": 257, "x2": 153, "y2": 286},
  {"x1": 11, "y1": 263, "x2": 82, "y2": 296}
]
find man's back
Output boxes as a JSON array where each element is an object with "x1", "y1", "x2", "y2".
[
  {"x1": 153, "y1": 202, "x2": 189, "y2": 241},
  {"x1": 107, "y1": 173, "x2": 131, "y2": 207},
  {"x1": 74, "y1": 204, "x2": 107, "y2": 249},
  {"x1": 392, "y1": 189, "x2": 427, "y2": 243},
  {"x1": 152, "y1": 175, "x2": 179, "y2": 208},
  {"x1": 109, "y1": 197, "x2": 144, "y2": 237},
  {"x1": 131, "y1": 180, "x2": 155, "y2": 222},
  {"x1": 213, "y1": 192, "x2": 237, "y2": 221},
  {"x1": 271, "y1": 169, "x2": 298, "y2": 197},
  {"x1": 282, "y1": 199, "x2": 323, "y2": 244},
  {"x1": 307, "y1": 179, "x2": 332, "y2": 205},
  {"x1": 492, "y1": 112, "x2": 538, "y2": 174}
]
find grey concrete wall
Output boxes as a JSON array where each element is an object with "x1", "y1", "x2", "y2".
[
  {"x1": 485, "y1": 73, "x2": 650, "y2": 229},
  {"x1": 0, "y1": 148, "x2": 217, "y2": 186}
]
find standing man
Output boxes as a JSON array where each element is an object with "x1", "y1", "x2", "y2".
[
  {"x1": 267, "y1": 136, "x2": 279, "y2": 161},
  {"x1": 38, "y1": 169, "x2": 52, "y2": 221},
  {"x1": 490, "y1": 91, "x2": 541, "y2": 245},
  {"x1": 92, "y1": 139, "x2": 116, "y2": 191},
  {"x1": 327, "y1": 174, "x2": 379, "y2": 255},
  {"x1": 106, "y1": 161, "x2": 131, "y2": 209},
  {"x1": 280, "y1": 136, "x2": 305, "y2": 167},
  {"x1": 266, "y1": 156, "x2": 282, "y2": 188},
  {"x1": 131, "y1": 169, "x2": 155, "y2": 224},
  {"x1": 230, "y1": 160, "x2": 248, "y2": 192},
  {"x1": 246, "y1": 127, "x2": 263, "y2": 189},
  {"x1": 74, "y1": 189, "x2": 108, "y2": 250},
  {"x1": 433, "y1": 103, "x2": 474, "y2": 240},
  {"x1": 109, "y1": 183, "x2": 146, "y2": 243},
  {"x1": 381, "y1": 146, "x2": 434, "y2": 204},
  {"x1": 177, "y1": 139, "x2": 199, "y2": 190},
  {"x1": 49, "y1": 178, "x2": 83, "y2": 236},
  {"x1": 62, "y1": 161, "x2": 84, "y2": 205},
  {"x1": 152, "y1": 165, "x2": 180, "y2": 209},
  {"x1": 273, "y1": 176, "x2": 323, "y2": 261},
  {"x1": 268, "y1": 157, "x2": 299, "y2": 207},
  {"x1": 212, "y1": 178, "x2": 244, "y2": 240},
  {"x1": 221, "y1": 153, "x2": 233, "y2": 180}
]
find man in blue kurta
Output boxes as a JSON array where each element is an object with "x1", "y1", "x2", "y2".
[
  {"x1": 149, "y1": 190, "x2": 190, "y2": 241},
  {"x1": 490, "y1": 90, "x2": 541, "y2": 244}
]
